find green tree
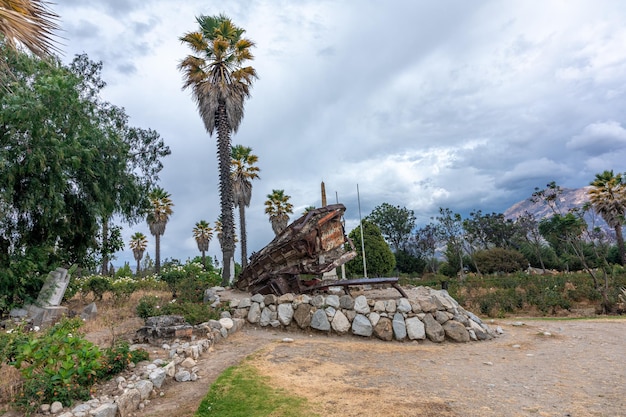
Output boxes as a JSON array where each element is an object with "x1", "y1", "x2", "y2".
[
  {"x1": 146, "y1": 187, "x2": 173, "y2": 274},
  {"x1": 179, "y1": 14, "x2": 257, "y2": 286},
  {"x1": 0, "y1": 49, "x2": 167, "y2": 311},
  {"x1": 366, "y1": 203, "x2": 416, "y2": 252},
  {"x1": 129, "y1": 232, "x2": 148, "y2": 275},
  {"x1": 473, "y1": 248, "x2": 527, "y2": 274},
  {"x1": 231, "y1": 145, "x2": 259, "y2": 268},
  {"x1": 345, "y1": 220, "x2": 395, "y2": 277},
  {"x1": 588, "y1": 170, "x2": 626, "y2": 265},
  {"x1": 434, "y1": 208, "x2": 464, "y2": 276},
  {"x1": 412, "y1": 223, "x2": 439, "y2": 273},
  {"x1": 514, "y1": 211, "x2": 547, "y2": 272},
  {"x1": 264, "y1": 189, "x2": 293, "y2": 235},
  {"x1": 193, "y1": 220, "x2": 213, "y2": 268}
]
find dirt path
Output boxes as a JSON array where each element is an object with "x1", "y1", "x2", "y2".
[{"x1": 138, "y1": 318, "x2": 626, "y2": 417}]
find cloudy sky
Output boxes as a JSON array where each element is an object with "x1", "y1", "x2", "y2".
[{"x1": 53, "y1": 0, "x2": 626, "y2": 269}]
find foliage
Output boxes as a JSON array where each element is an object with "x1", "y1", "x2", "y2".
[
  {"x1": 0, "y1": 49, "x2": 168, "y2": 314},
  {"x1": 394, "y1": 249, "x2": 425, "y2": 275},
  {"x1": 11, "y1": 318, "x2": 101, "y2": 411},
  {"x1": 345, "y1": 220, "x2": 396, "y2": 277},
  {"x1": 96, "y1": 341, "x2": 149, "y2": 380},
  {"x1": 366, "y1": 203, "x2": 416, "y2": 252},
  {"x1": 473, "y1": 248, "x2": 528, "y2": 274},
  {"x1": 81, "y1": 275, "x2": 113, "y2": 301},
  {"x1": 146, "y1": 187, "x2": 174, "y2": 274},
  {"x1": 159, "y1": 301, "x2": 222, "y2": 325},
  {"x1": 136, "y1": 295, "x2": 164, "y2": 320},
  {"x1": 0, "y1": 0, "x2": 61, "y2": 58},
  {"x1": 196, "y1": 361, "x2": 316, "y2": 417},
  {"x1": 264, "y1": 189, "x2": 293, "y2": 236},
  {"x1": 159, "y1": 260, "x2": 221, "y2": 299}
]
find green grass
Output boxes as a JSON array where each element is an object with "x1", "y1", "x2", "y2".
[{"x1": 195, "y1": 360, "x2": 319, "y2": 417}]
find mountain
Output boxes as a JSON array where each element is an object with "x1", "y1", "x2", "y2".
[{"x1": 503, "y1": 186, "x2": 593, "y2": 221}]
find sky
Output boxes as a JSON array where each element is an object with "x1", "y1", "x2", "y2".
[{"x1": 52, "y1": 0, "x2": 626, "y2": 270}]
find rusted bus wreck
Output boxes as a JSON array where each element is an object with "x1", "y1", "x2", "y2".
[{"x1": 235, "y1": 204, "x2": 357, "y2": 296}]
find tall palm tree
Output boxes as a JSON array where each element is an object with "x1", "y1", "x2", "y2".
[
  {"x1": 193, "y1": 220, "x2": 213, "y2": 268},
  {"x1": 588, "y1": 170, "x2": 626, "y2": 264},
  {"x1": 146, "y1": 187, "x2": 174, "y2": 274},
  {"x1": 231, "y1": 144, "x2": 259, "y2": 268},
  {"x1": 129, "y1": 232, "x2": 148, "y2": 275},
  {"x1": 264, "y1": 189, "x2": 293, "y2": 236},
  {"x1": 179, "y1": 14, "x2": 257, "y2": 287},
  {"x1": 0, "y1": 0, "x2": 60, "y2": 57}
]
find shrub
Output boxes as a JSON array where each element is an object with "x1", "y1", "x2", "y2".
[
  {"x1": 136, "y1": 295, "x2": 164, "y2": 320},
  {"x1": 160, "y1": 301, "x2": 222, "y2": 325},
  {"x1": 81, "y1": 275, "x2": 112, "y2": 300},
  {"x1": 474, "y1": 248, "x2": 527, "y2": 274},
  {"x1": 11, "y1": 318, "x2": 102, "y2": 412},
  {"x1": 110, "y1": 277, "x2": 137, "y2": 303},
  {"x1": 97, "y1": 341, "x2": 149, "y2": 380}
]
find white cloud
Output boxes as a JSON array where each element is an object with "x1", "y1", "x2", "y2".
[{"x1": 567, "y1": 121, "x2": 626, "y2": 154}]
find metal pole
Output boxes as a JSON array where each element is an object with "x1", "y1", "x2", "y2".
[{"x1": 357, "y1": 184, "x2": 367, "y2": 278}]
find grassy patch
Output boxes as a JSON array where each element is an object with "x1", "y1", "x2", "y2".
[{"x1": 195, "y1": 360, "x2": 318, "y2": 417}]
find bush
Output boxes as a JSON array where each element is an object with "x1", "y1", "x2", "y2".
[
  {"x1": 11, "y1": 318, "x2": 102, "y2": 412},
  {"x1": 81, "y1": 275, "x2": 112, "y2": 300},
  {"x1": 136, "y1": 295, "x2": 164, "y2": 319},
  {"x1": 474, "y1": 248, "x2": 527, "y2": 274},
  {"x1": 159, "y1": 260, "x2": 221, "y2": 299},
  {"x1": 97, "y1": 341, "x2": 149, "y2": 380},
  {"x1": 160, "y1": 301, "x2": 222, "y2": 325}
]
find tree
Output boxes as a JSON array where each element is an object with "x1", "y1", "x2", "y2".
[
  {"x1": 434, "y1": 208, "x2": 465, "y2": 276},
  {"x1": 366, "y1": 203, "x2": 416, "y2": 252},
  {"x1": 193, "y1": 220, "x2": 213, "y2": 268},
  {"x1": 129, "y1": 232, "x2": 148, "y2": 275},
  {"x1": 302, "y1": 206, "x2": 316, "y2": 215},
  {"x1": 0, "y1": 49, "x2": 168, "y2": 311},
  {"x1": 412, "y1": 223, "x2": 439, "y2": 273},
  {"x1": 146, "y1": 187, "x2": 173, "y2": 274},
  {"x1": 231, "y1": 144, "x2": 259, "y2": 268},
  {"x1": 514, "y1": 211, "x2": 548, "y2": 272},
  {"x1": 0, "y1": 0, "x2": 60, "y2": 57},
  {"x1": 264, "y1": 189, "x2": 293, "y2": 235},
  {"x1": 179, "y1": 14, "x2": 257, "y2": 286},
  {"x1": 345, "y1": 220, "x2": 395, "y2": 277},
  {"x1": 588, "y1": 170, "x2": 626, "y2": 265}
]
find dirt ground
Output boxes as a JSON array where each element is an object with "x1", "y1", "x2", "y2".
[{"x1": 136, "y1": 317, "x2": 626, "y2": 417}]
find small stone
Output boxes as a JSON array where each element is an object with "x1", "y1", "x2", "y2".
[
  {"x1": 483, "y1": 361, "x2": 493, "y2": 366},
  {"x1": 282, "y1": 337, "x2": 294, "y2": 343},
  {"x1": 50, "y1": 401, "x2": 63, "y2": 414}
]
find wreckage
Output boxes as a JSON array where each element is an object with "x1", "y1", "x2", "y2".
[{"x1": 235, "y1": 204, "x2": 357, "y2": 295}]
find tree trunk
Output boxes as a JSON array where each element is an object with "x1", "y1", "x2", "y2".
[
  {"x1": 615, "y1": 224, "x2": 626, "y2": 265},
  {"x1": 136, "y1": 259, "x2": 141, "y2": 276},
  {"x1": 201, "y1": 250, "x2": 206, "y2": 269},
  {"x1": 101, "y1": 218, "x2": 109, "y2": 275},
  {"x1": 216, "y1": 103, "x2": 235, "y2": 286},
  {"x1": 239, "y1": 203, "x2": 247, "y2": 268},
  {"x1": 155, "y1": 233, "x2": 161, "y2": 274}
]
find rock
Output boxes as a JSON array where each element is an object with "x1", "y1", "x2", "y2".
[
  {"x1": 149, "y1": 368, "x2": 167, "y2": 388},
  {"x1": 251, "y1": 294, "x2": 265, "y2": 304},
  {"x1": 405, "y1": 317, "x2": 426, "y2": 340},
  {"x1": 40, "y1": 404, "x2": 50, "y2": 413},
  {"x1": 117, "y1": 389, "x2": 141, "y2": 417},
  {"x1": 277, "y1": 303, "x2": 294, "y2": 325},
  {"x1": 325, "y1": 294, "x2": 340, "y2": 308},
  {"x1": 50, "y1": 401, "x2": 63, "y2": 414},
  {"x1": 219, "y1": 317, "x2": 234, "y2": 330},
  {"x1": 373, "y1": 300, "x2": 386, "y2": 312},
  {"x1": 263, "y1": 294, "x2": 277, "y2": 305},
  {"x1": 442, "y1": 320, "x2": 470, "y2": 343},
  {"x1": 396, "y1": 298, "x2": 412, "y2": 313},
  {"x1": 277, "y1": 293, "x2": 294, "y2": 304},
  {"x1": 293, "y1": 303, "x2": 313, "y2": 328},
  {"x1": 175, "y1": 370, "x2": 191, "y2": 382},
  {"x1": 90, "y1": 403, "x2": 117, "y2": 417},
  {"x1": 352, "y1": 314, "x2": 373, "y2": 337},
  {"x1": 354, "y1": 295, "x2": 370, "y2": 314},
  {"x1": 80, "y1": 302, "x2": 97, "y2": 321},
  {"x1": 392, "y1": 313, "x2": 407, "y2": 341},
  {"x1": 373, "y1": 317, "x2": 393, "y2": 341},
  {"x1": 419, "y1": 297, "x2": 438, "y2": 313},
  {"x1": 247, "y1": 302, "x2": 262, "y2": 323},
  {"x1": 164, "y1": 361, "x2": 176, "y2": 377},
  {"x1": 422, "y1": 313, "x2": 445, "y2": 343},
  {"x1": 181, "y1": 357, "x2": 196, "y2": 368},
  {"x1": 135, "y1": 380, "x2": 153, "y2": 400},
  {"x1": 339, "y1": 295, "x2": 355, "y2": 309},
  {"x1": 331, "y1": 310, "x2": 351, "y2": 333},
  {"x1": 311, "y1": 295, "x2": 326, "y2": 308},
  {"x1": 434, "y1": 310, "x2": 450, "y2": 324},
  {"x1": 71, "y1": 403, "x2": 91, "y2": 413},
  {"x1": 310, "y1": 309, "x2": 331, "y2": 331},
  {"x1": 238, "y1": 298, "x2": 252, "y2": 308},
  {"x1": 259, "y1": 306, "x2": 273, "y2": 327},
  {"x1": 384, "y1": 299, "x2": 397, "y2": 313},
  {"x1": 368, "y1": 311, "x2": 381, "y2": 327}
]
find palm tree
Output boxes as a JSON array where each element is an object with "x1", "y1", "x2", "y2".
[
  {"x1": 193, "y1": 220, "x2": 213, "y2": 268},
  {"x1": 146, "y1": 187, "x2": 174, "y2": 274},
  {"x1": 129, "y1": 232, "x2": 148, "y2": 275},
  {"x1": 264, "y1": 189, "x2": 294, "y2": 235},
  {"x1": 588, "y1": 170, "x2": 626, "y2": 264},
  {"x1": 0, "y1": 0, "x2": 60, "y2": 57},
  {"x1": 231, "y1": 144, "x2": 260, "y2": 268},
  {"x1": 179, "y1": 14, "x2": 257, "y2": 287},
  {"x1": 303, "y1": 206, "x2": 316, "y2": 216}
]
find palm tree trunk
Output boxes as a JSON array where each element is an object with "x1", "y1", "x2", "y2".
[
  {"x1": 615, "y1": 224, "x2": 626, "y2": 265},
  {"x1": 239, "y1": 203, "x2": 248, "y2": 268},
  {"x1": 216, "y1": 103, "x2": 235, "y2": 286},
  {"x1": 136, "y1": 259, "x2": 141, "y2": 276},
  {"x1": 155, "y1": 234, "x2": 161, "y2": 274},
  {"x1": 201, "y1": 250, "x2": 206, "y2": 269}
]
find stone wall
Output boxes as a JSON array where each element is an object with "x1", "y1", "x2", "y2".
[{"x1": 225, "y1": 286, "x2": 496, "y2": 343}]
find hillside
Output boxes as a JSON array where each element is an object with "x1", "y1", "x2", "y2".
[{"x1": 503, "y1": 186, "x2": 593, "y2": 220}]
